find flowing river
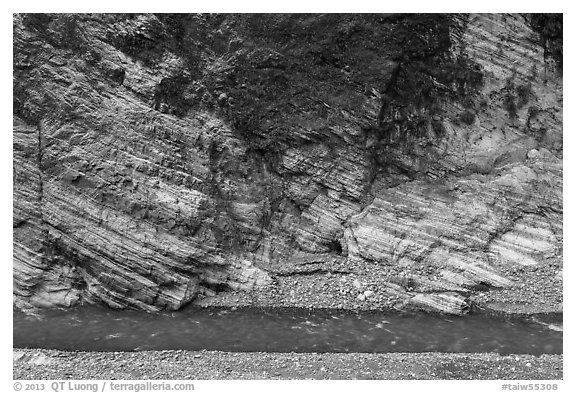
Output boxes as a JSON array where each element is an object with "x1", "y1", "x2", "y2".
[{"x1": 13, "y1": 306, "x2": 562, "y2": 355}]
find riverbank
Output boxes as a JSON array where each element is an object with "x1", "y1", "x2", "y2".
[
  {"x1": 187, "y1": 234, "x2": 563, "y2": 317},
  {"x1": 13, "y1": 349, "x2": 562, "y2": 380},
  {"x1": 191, "y1": 259, "x2": 563, "y2": 316}
]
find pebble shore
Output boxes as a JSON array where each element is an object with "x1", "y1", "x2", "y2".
[{"x1": 14, "y1": 348, "x2": 562, "y2": 380}]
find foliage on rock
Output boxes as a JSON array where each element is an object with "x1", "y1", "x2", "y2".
[
  {"x1": 377, "y1": 14, "x2": 483, "y2": 142},
  {"x1": 529, "y1": 13, "x2": 563, "y2": 70}
]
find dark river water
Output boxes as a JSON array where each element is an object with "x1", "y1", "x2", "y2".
[{"x1": 13, "y1": 306, "x2": 562, "y2": 355}]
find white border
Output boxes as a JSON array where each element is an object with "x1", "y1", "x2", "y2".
[{"x1": 3, "y1": 4, "x2": 571, "y2": 392}]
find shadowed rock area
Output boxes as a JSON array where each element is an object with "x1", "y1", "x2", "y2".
[{"x1": 13, "y1": 13, "x2": 562, "y2": 315}]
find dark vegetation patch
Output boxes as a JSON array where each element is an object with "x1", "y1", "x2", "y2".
[
  {"x1": 152, "y1": 75, "x2": 194, "y2": 117},
  {"x1": 15, "y1": 14, "x2": 485, "y2": 156},
  {"x1": 502, "y1": 77, "x2": 533, "y2": 120},
  {"x1": 377, "y1": 14, "x2": 483, "y2": 142},
  {"x1": 529, "y1": 14, "x2": 563, "y2": 70},
  {"x1": 103, "y1": 14, "x2": 208, "y2": 115},
  {"x1": 516, "y1": 83, "x2": 533, "y2": 108},
  {"x1": 459, "y1": 110, "x2": 476, "y2": 125},
  {"x1": 210, "y1": 14, "x2": 485, "y2": 154},
  {"x1": 22, "y1": 14, "x2": 81, "y2": 49},
  {"x1": 15, "y1": 14, "x2": 95, "y2": 124},
  {"x1": 105, "y1": 15, "x2": 168, "y2": 66}
]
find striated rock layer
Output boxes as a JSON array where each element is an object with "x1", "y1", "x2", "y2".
[{"x1": 13, "y1": 13, "x2": 562, "y2": 314}]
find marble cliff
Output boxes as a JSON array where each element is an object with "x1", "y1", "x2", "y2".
[{"x1": 13, "y1": 14, "x2": 563, "y2": 314}]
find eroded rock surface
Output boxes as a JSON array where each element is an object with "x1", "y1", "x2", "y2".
[{"x1": 13, "y1": 13, "x2": 562, "y2": 314}]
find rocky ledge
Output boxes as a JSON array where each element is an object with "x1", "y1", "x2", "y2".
[{"x1": 13, "y1": 13, "x2": 562, "y2": 315}]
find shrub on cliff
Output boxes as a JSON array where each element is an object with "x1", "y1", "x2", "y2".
[
  {"x1": 377, "y1": 14, "x2": 483, "y2": 142},
  {"x1": 459, "y1": 110, "x2": 476, "y2": 125},
  {"x1": 530, "y1": 13, "x2": 563, "y2": 71}
]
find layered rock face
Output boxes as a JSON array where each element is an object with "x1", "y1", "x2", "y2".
[{"x1": 13, "y1": 13, "x2": 562, "y2": 314}]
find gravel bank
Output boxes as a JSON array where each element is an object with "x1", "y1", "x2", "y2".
[
  {"x1": 14, "y1": 349, "x2": 562, "y2": 380},
  {"x1": 192, "y1": 256, "x2": 562, "y2": 316}
]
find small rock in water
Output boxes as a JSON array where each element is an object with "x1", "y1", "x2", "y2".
[{"x1": 364, "y1": 290, "x2": 374, "y2": 298}]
